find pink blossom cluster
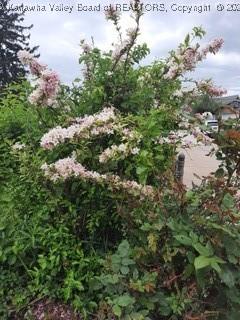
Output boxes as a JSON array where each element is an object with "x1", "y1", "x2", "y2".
[
  {"x1": 164, "y1": 47, "x2": 199, "y2": 79},
  {"x1": 99, "y1": 143, "x2": 140, "y2": 163},
  {"x1": 105, "y1": 5, "x2": 121, "y2": 21},
  {"x1": 99, "y1": 127, "x2": 142, "y2": 163},
  {"x1": 183, "y1": 48, "x2": 198, "y2": 71},
  {"x1": 111, "y1": 26, "x2": 139, "y2": 60},
  {"x1": 196, "y1": 80, "x2": 227, "y2": 97},
  {"x1": 17, "y1": 50, "x2": 46, "y2": 77},
  {"x1": 121, "y1": 128, "x2": 142, "y2": 141},
  {"x1": 202, "y1": 38, "x2": 224, "y2": 56},
  {"x1": 80, "y1": 39, "x2": 92, "y2": 54},
  {"x1": 157, "y1": 129, "x2": 212, "y2": 148},
  {"x1": 157, "y1": 130, "x2": 186, "y2": 145},
  {"x1": 40, "y1": 107, "x2": 117, "y2": 149},
  {"x1": 111, "y1": 40, "x2": 129, "y2": 60},
  {"x1": 40, "y1": 105, "x2": 152, "y2": 199},
  {"x1": 126, "y1": 27, "x2": 138, "y2": 38},
  {"x1": 41, "y1": 106, "x2": 142, "y2": 163},
  {"x1": 17, "y1": 50, "x2": 60, "y2": 107},
  {"x1": 41, "y1": 157, "x2": 155, "y2": 199},
  {"x1": 164, "y1": 38, "x2": 224, "y2": 80}
]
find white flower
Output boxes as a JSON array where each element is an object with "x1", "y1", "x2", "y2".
[
  {"x1": 173, "y1": 90, "x2": 183, "y2": 98},
  {"x1": 118, "y1": 143, "x2": 128, "y2": 153},
  {"x1": 131, "y1": 147, "x2": 140, "y2": 155},
  {"x1": 12, "y1": 142, "x2": 26, "y2": 151}
]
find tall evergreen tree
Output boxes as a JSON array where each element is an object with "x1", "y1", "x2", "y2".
[{"x1": 0, "y1": 0, "x2": 38, "y2": 88}]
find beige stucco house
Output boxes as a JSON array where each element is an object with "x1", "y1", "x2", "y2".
[{"x1": 214, "y1": 95, "x2": 240, "y2": 120}]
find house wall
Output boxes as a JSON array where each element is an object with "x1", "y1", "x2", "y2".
[
  {"x1": 221, "y1": 113, "x2": 238, "y2": 120},
  {"x1": 221, "y1": 106, "x2": 239, "y2": 120}
]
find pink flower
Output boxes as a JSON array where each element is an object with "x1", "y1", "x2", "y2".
[
  {"x1": 18, "y1": 50, "x2": 47, "y2": 76},
  {"x1": 197, "y1": 80, "x2": 227, "y2": 97},
  {"x1": 29, "y1": 60, "x2": 46, "y2": 77},
  {"x1": 126, "y1": 27, "x2": 138, "y2": 38},
  {"x1": 18, "y1": 50, "x2": 60, "y2": 107},
  {"x1": 40, "y1": 107, "x2": 117, "y2": 149},
  {"x1": 183, "y1": 48, "x2": 197, "y2": 71},
  {"x1": 80, "y1": 40, "x2": 92, "y2": 53},
  {"x1": 164, "y1": 37, "x2": 224, "y2": 79},
  {"x1": 28, "y1": 88, "x2": 43, "y2": 105},
  {"x1": 17, "y1": 50, "x2": 34, "y2": 64},
  {"x1": 42, "y1": 157, "x2": 155, "y2": 199},
  {"x1": 40, "y1": 70, "x2": 60, "y2": 100},
  {"x1": 105, "y1": 5, "x2": 120, "y2": 21},
  {"x1": 208, "y1": 38, "x2": 224, "y2": 54}
]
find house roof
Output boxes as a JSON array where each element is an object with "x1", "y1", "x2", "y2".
[
  {"x1": 214, "y1": 95, "x2": 239, "y2": 105},
  {"x1": 213, "y1": 95, "x2": 240, "y2": 111}
]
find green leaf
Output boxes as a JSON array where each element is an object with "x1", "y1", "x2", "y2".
[
  {"x1": 185, "y1": 191, "x2": 194, "y2": 200},
  {"x1": 222, "y1": 193, "x2": 235, "y2": 209},
  {"x1": 140, "y1": 223, "x2": 152, "y2": 231},
  {"x1": 187, "y1": 251, "x2": 195, "y2": 264},
  {"x1": 121, "y1": 258, "x2": 135, "y2": 266},
  {"x1": 121, "y1": 266, "x2": 130, "y2": 275},
  {"x1": 212, "y1": 256, "x2": 225, "y2": 265},
  {"x1": 104, "y1": 274, "x2": 119, "y2": 285},
  {"x1": 117, "y1": 295, "x2": 135, "y2": 307},
  {"x1": 219, "y1": 268, "x2": 235, "y2": 288},
  {"x1": 225, "y1": 311, "x2": 240, "y2": 320},
  {"x1": 184, "y1": 33, "x2": 190, "y2": 46},
  {"x1": 118, "y1": 240, "x2": 130, "y2": 258},
  {"x1": 133, "y1": 269, "x2": 139, "y2": 280},
  {"x1": 211, "y1": 261, "x2": 221, "y2": 273},
  {"x1": 183, "y1": 264, "x2": 194, "y2": 279},
  {"x1": 209, "y1": 256, "x2": 225, "y2": 273},
  {"x1": 113, "y1": 305, "x2": 122, "y2": 317},
  {"x1": 136, "y1": 166, "x2": 149, "y2": 184},
  {"x1": 111, "y1": 254, "x2": 121, "y2": 265},
  {"x1": 8, "y1": 254, "x2": 17, "y2": 265},
  {"x1": 174, "y1": 235, "x2": 192, "y2": 246},
  {"x1": 215, "y1": 168, "x2": 225, "y2": 178},
  {"x1": 194, "y1": 255, "x2": 225, "y2": 271},
  {"x1": 194, "y1": 256, "x2": 211, "y2": 270},
  {"x1": 193, "y1": 243, "x2": 213, "y2": 257},
  {"x1": 89, "y1": 278, "x2": 103, "y2": 291}
]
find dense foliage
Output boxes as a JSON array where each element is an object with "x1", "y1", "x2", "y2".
[
  {"x1": 0, "y1": 2, "x2": 239, "y2": 319},
  {"x1": 0, "y1": 0, "x2": 38, "y2": 88},
  {"x1": 191, "y1": 94, "x2": 219, "y2": 115}
]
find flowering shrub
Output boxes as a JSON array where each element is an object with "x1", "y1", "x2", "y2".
[
  {"x1": 18, "y1": 50, "x2": 60, "y2": 107},
  {"x1": 164, "y1": 34, "x2": 224, "y2": 79},
  {"x1": 0, "y1": 1, "x2": 239, "y2": 320}
]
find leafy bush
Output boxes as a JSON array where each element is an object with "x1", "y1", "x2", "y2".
[{"x1": 0, "y1": 2, "x2": 239, "y2": 319}]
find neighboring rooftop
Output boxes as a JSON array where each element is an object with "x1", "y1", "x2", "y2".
[{"x1": 214, "y1": 95, "x2": 240, "y2": 106}]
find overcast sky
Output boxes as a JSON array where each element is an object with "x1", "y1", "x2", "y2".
[{"x1": 10, "y1": 0, "x2": 240, "y2": 95}]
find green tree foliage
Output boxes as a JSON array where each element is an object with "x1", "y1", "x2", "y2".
[
  {"x1": 192, "y1": 94, "x2": 219, "y2": 114},
  {"x1": 0, "y1": 0, "x2": 38, "y2": 88}
]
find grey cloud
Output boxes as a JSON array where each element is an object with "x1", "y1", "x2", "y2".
[{"x1": 12, "y1": 0, "x2": 240, "y2": 94}]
